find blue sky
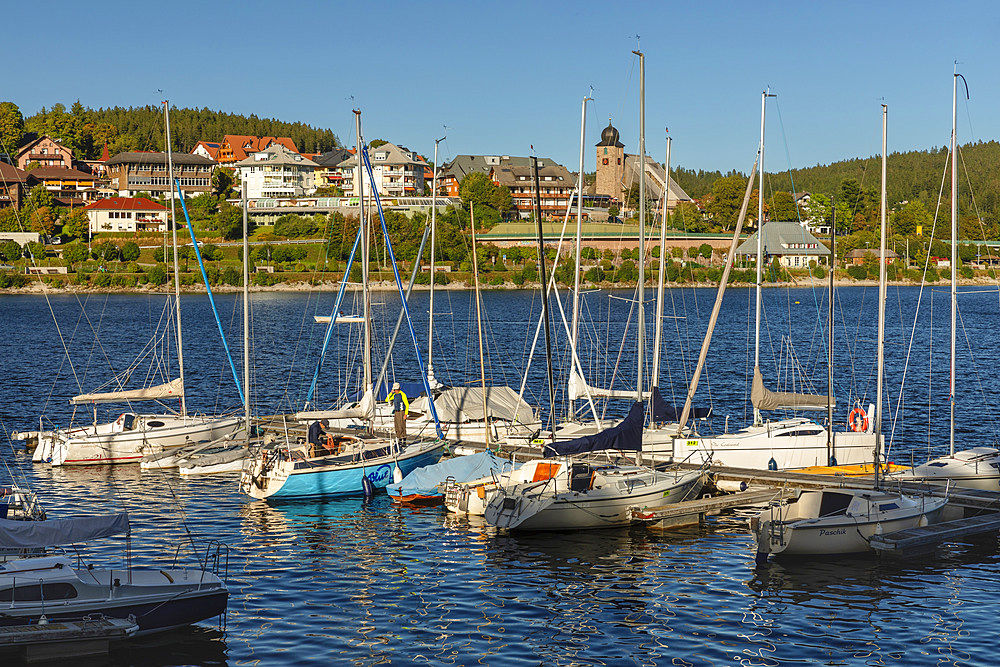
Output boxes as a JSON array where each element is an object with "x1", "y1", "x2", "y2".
[{"x1": 8, "y1": 1, "x2": 999, "y2": 175}]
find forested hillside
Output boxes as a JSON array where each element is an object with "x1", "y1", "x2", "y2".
[
  {"x1": 675, "y1": 141, "x2": 1000, "y2": 226},
  {"x1": 13, "y1": 102, "x2": 341, "y2": 160}
]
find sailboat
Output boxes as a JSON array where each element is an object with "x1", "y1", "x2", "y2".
[
  {"x1": 660, "y1": 89, "x2": 876, "y2": 474},
  {"x1": 888, "y1": 69, "x2": 1000, "y2": 490},
  {"x1": 484, "y1": 402, "x2": 706, "y2": 531},
  {"x1": 24, "y1": 100, "x2": 243, "y2": 466},
  {"x1": 750, "y1": 105, "x2": 947, "y2": 561},
  {"x1": 240, "y1": 110, "x2": 445, "y2": 501}
]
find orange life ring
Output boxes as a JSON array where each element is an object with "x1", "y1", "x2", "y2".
[{"x1": 848, "y1": 407, "x2": 869, "y2": 433}]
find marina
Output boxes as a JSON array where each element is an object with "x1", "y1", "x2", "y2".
[{"x1": 4, "y1": 281, "x2": 1000, "y2": 664}]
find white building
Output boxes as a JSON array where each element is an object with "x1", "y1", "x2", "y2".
[
  {"x1": 235, "y1": 144, "x2": 318, "y2": 199},
  {"x1": 84, "y1": 197, "x2": 168, "y2": 233},
  {"x1": 339, "y1": 142, "x2": 427, "y2": 197}
]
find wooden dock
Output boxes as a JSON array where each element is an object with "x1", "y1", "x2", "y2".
[
  {"x1": 630, "y1": 486, "x2": 798, "y2": 528},
  {"x1": 869, "y1": 512, "x2": 1000, "y2": 553}
]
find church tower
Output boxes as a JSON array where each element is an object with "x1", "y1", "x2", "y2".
[{"x1": 595, "y1": 119, "x2": 625, "y2": 200}]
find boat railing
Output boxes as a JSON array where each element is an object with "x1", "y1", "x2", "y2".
[{"x1": 168, "y1": 539, "x2": 230, "y2": 585}]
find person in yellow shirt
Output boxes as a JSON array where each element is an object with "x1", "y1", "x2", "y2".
[{"x1": 387, "y1": 382, "x2": 409, "y2": 441}]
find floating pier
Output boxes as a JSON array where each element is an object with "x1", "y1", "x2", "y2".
[{"x1": 0, "y1": 617, "x2": 138, "y2": 663}]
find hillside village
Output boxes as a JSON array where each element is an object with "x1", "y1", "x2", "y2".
[{"x1": 0, "y1": 102, "x2": 995, "y2": 290}]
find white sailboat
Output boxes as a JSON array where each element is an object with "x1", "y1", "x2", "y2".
[
  {"x1": 750, "y1": 105, "x2": 947, "y2": 561},
  {"x1": 891, "y1": 68, "x2": 1000, "y2": 490},
  {"x1": 660, "y1": 89, "x2": 876, "y2": 473},
  {"x1": 483, "y1": 403, "x2": 706, "y2": 531},
  {"x1": 25, "y1": 100, "x2": 242, "y2": 466}
]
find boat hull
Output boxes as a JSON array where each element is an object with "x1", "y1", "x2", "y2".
[
  {"x1": 665, "y1": 420, "x2": 878, "y2": 472},
  {"x1": 242, "y1": 441, "x2": 445, "y2": 501},
  {"x1": 752, "y1": 489, "x2": 947, "y2": 559},
  {"x1": 486, "y1": 467, "x2": 705, "y2": 532},
  {"x1": 48, "y1": 416, "x2": 243, "y2": 466}
]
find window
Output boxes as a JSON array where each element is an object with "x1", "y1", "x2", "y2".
[
  {"x1": 602, "y1": 158, "x2": 608, "y2": 165},
  {"x1": 604, "y1": 148, "x2": 608, "y2": 155},
  {"x1": 617, "y1": 158, "x2": 621, "y2": 165}
]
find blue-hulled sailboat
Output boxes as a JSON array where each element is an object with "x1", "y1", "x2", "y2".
[{"x1": 239, "y1": 111, "x2": 445, "y2": 501}]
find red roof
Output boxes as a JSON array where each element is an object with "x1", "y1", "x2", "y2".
[{"x1": 83, "y1": 197, "x2": 167, "y2": 212}]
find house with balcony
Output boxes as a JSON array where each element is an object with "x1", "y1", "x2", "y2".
[
  {"x1": 29, "y1": 167, "x2": 99, "y2": 206},
  {"x1": 235, "y1": 143, "x2": 318, "y2": 199},
  {"x1": 104, "y1": 152, "x2": 215, "y2": 198},
  {"x1": 84, "y1": 197, "x2": 168, "y2": 233},
  {"x1": 338, "y1": 143, "x2": 427, "y2": 197},
  {"x1": 0, "y1": 163, "x2": 31, "y2": 209},
  {"x1": 313, "y1": 147, "x2": 353, "y2": 191},
  {"x1": 16, "y1": 136, "x2": 74, "y2": 170},
  {"x1": 489, "y1": 159, "x2": 574, "y2": 220},
  {"x1": 215, "y1": 135, "x2": 299, "y2": 166}
]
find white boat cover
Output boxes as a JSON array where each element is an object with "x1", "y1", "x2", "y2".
[
  {"x1": 411, "y1": 386, "x2": 534, "y2": 424},
  {"x1": 750, "y1": 367, "x2": 831, "y2": 412},
  {"x1": 0, "y1": 512, "x2": 129, "y2": 548},
  {"x1": 71, "y1": 378, "x2": 184, "y2": 405},
  {"x1": 294, "y1": 387, "x2": 376, "y2": 421}
]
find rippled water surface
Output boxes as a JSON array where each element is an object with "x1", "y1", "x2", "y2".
[{"x1": 3, "y1": 286, "x2": 1000, "y2": 665}]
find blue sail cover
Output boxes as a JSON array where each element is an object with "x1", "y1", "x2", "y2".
[
  {"x1": 544, "y1": 401, "x2": 645, "y2": 457},
  {"x1": 387, "y1": 451, "x2": 518, "y2": 498},
  {"x1": 651, "y1": 387, "x2": 711, "y2": 422}
]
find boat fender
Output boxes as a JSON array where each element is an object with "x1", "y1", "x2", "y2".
[
  {"x1": 739, "y1": 481, "x2": 748, "y2": 492},
  {"x1": 38, "y1": 614, "x2": 48, "y2": 625},
  {"x1": 362, "y1": 474, "x2": 375, "y2": 498},
  {"x1": 828, "y1": 455, "x2": 838, "y2": 467},
  {"x1": 393, "y1": 464, "x2": 403, "y2": 484},
  {"x1": 767, "y1": 457, "x2": 777, "y2": 471}
]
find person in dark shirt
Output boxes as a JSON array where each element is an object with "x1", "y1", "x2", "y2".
[{"x1": 308, "y1": 419, "x2": 329, "y2": 451}]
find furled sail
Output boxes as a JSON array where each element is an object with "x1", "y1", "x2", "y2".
[
  {"x1": 71, "y1": 378, "x2": 184, "y2": 405},
  {"x1": 750, "y1": 367, "x2": 831, "y2": 412},
  {"x1": 568, "y1": 371, "x2": 651, "y2": 401},
  {"x1": 543, "y1": 401, "x2": 644, "y2": 457}
]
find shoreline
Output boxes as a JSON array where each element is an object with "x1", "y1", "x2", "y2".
[{"x1": 2, "y1": 275, "x2": 995, "y2": 295}]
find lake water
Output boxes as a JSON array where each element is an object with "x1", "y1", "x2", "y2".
[{"x1": 2, "y1": 284, "x2": 999, "y2": 666}]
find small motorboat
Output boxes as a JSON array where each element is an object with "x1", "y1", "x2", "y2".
[
  {"x1": 0, "y1": 513, "x2": 228, "y2": 635},
  {"x1": 750, "y1": 488, "x2": 947, "y2": 562}
]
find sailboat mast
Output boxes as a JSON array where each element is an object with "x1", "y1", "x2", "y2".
[
  {"x1": 633, "y1": 49, "x2": 646, "y2": 404},
  {"x1": 532, "y1": 156, "x2": 557, "y2": 441},
  {"x1": 355, "y1": 111, "x2": 373, "y2": 398},
  {"x1": 827, "y1": 199, "x2": 836, "y2": 465},
  {"x1": 242, "y1": 180, "x2": 251, "y2": 440},
  {"x1": 428, "y1": 135, "x2": 444, "y2": 388},
  {"x1": 753, "y1": 89, "x2": 773, "y2": 426},
  {"x1": 469, "y1": 205, "x2": 490, "y2": 447},
  {"x1": 876, "y1": 105, "x2": 888, "y2": 483},
  {"x1": 164, "y1": 100, "x2": 186, "y2": 417},
  {"x1": 950, "y1": 69, "x2": 958, "y2": 456},
  {"x1": 568, "y1": 95, "x2": 589, "y2": 421},
  {"x1": 651, "y1": 134, "x2": 671, "y2": 393}
]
